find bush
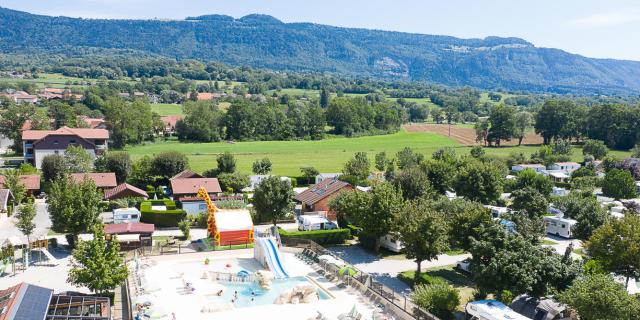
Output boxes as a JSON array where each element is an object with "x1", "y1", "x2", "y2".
[
  {"x1": 278, "y1": 227, "x2": 351, "y2": 245},
  {"x1": 411, "y1": 282, "x2": 460, "y2": 319},
  {"x1": 178, "y1": 220, "x2": 191, "y2": 239},
  {"x1": 140, "y1": 199, "x2": 186, "y2": 227},
  {"x1": 215, "y1": 199, "x2": 246, "y2": 209},
  {"x1": 346, "y1": 224, "x2": 362, "y2": 237}
]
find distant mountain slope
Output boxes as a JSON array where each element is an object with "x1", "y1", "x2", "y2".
[{"x1": 1, "y1": 7, "x2": 640, "y2": 95}]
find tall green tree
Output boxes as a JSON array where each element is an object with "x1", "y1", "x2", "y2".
[
  {"x1": 342, "y1": 152, "x2": 370, "y2": 185},
  {"x1": 395, "y1": 198, "x2": 449, "y2": 275},
  {"x1": 152, "y1": 152, "x2": 189, "y2": 178},
  {"x1": 514, "y1": 111, "x2": 533, "y2": 146},
  {"x1": 64, "y1": 145, "x2": 93, "y2": 173},
  {"x1": 587, "y1": 215, "x2": 640, "y2": 285},
  {"x1": 319, "y1": 88, "x2": 330, "y2": 108},
  {"x1": 396, "y1": 147, "x2": 424, "y2": 170},
  {"x1": 41, "y1": 154, "x2": 68, "y2": 183},
  {"x1": 104, "y1": 99, "x2": 158, "y2": 148},
  {"x1": 216, "y1": 152, "x2": 236, "y2": 174},
  {"x1": 555, "y1": 192, "x2": 608, "y2": 240},
  {"x1": 559, "y1": 274, "x2": 640, "y2": 320},
  {"x1": 252, "y1": 157, "x2": 273, "y2": 175},
  {"x1": 175, "y1": 101, "x2": 224, "y2": 142},
  {"x1": 374, "y1": 152, "x2": 388, "y2": 172},
  {"x1": 391, "y1": 166, "x2": 433, "y2": 200},
  {"x1": 48, "y1": 175, "x2": 102, "y2": 247},
  {"x1": 300, "y1": 166, "x2": 319, "y2": 185},
  {"x1": 582, "y1": 139, "x2": 608, "y2": 160},
  {"x1": 253, "y1": 176, "x2": 294, "y2": 226},
  {"x1": 508, "y1": 188, "x2": 548, "y2": 242},
  {"x1": 94, "y1": 151, "x2": 132, "y2": 184},
  {"x1": 513, "y1": 168, "x2": 553, "y2": 196},
  {"x1": 602, "y1": 169, "x2": 637, "y2": 200},
  {"x1": 0, "y1": 102, "x2": 37, "y2": 153},
  {"x1": 2, "y1": 169, "x2": 26, "y2": 206},
  {"x1": 13, "y1": 200, "x2": 36, "y2": 268},
  {"x1": 487, "y1": 105, "x2": 516, "y2": 146},
  {"x1": 67, "y1": 225, "x2": 128, "y2": 294},
  {"x1": 454, "y1": 160, "x2": 504, "y2": 204}
]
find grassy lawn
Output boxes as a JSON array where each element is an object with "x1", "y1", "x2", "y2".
[
  {"x1": 126, "y1": 128, "x2": 632, "y2": 176},
  {"x1": 399, "y1": 265, "x2": 476, "y2": 312},
  {"x1": 151, "y1": 103, "x2": 183, "y2": 116},
  {"x1": 267, "y1": 88, "x2": 320, "y2": 97},
  {"x1": 126, "y1": 130, "x2": 461, "y2": 176},
  {"x1": 0, "y1": 73, "x2": 136, "y2": 89}
]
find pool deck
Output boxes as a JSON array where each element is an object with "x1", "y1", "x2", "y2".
[{"x1": 133, "y1": 250, "x2": 380, "y2": 320}]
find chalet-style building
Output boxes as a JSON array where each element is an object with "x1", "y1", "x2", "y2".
[{"x1": 21, "y1": 127, "x2": 109, "y2": 169}]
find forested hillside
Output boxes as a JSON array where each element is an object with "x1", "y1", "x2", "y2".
[{"x1": 1, "y1": 7, "x2": 640, "y2": 95}]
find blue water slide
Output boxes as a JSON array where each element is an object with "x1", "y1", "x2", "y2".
[{"x1": 261, "y1": 238, "x2": 289, "y2": 278}]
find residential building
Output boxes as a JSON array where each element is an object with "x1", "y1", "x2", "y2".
[
  {"x1": 511, "y1": 163, "x2": 546, "y2": 173},
  {"x1": 244, "y1": 175, "x2": 292, "y2": 192},
  {"x1": 169, "y1": 170, "x2": 203, "y2": 181},
  {"x1": 170, "y1": 177, "x2": 222, "y2": 215},
  {"x1": 160, "y1": 115, "x2": 184, "y2": 135},
  {"x1": 295, "y1": 178, "x2": 354, "y2": 221},
  {"x1": 104, "y1": 183, "x2": 149, "y2": 200},
  {"x1": 78, "y1": 116, "x2": 107, "y2": 129},
  {"x1": 315, "y1": 173, "x2": 342, "y2": 184},
  {"x1": 70, "y1": 172, "x2": 117, "y2": 189},
  {"x1": 549, "y1": 162, "x2": 581, "y2": 173},
  {"x1": 0, "y1": 282, "x2": 52, "y2": 320},
  {"x1": 21, "y1": 126, "x2": 109, "y2": 169},
  {"x1": 0, "y1": 174, "x2": 41, "y2": 196}
]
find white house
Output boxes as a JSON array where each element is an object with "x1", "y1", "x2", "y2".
[
  {"x1": 511, "y1": 164, "x2": 546, "y2": 173},
  {"x1": 315, "y1": 173, "x2": 342, "y2": 184},
  {"x1": 549, "y1": 162, "x2": 581, "y2": 173},
  {"x1": 543, "y1": 216, "x2": 577, "y2": 238},
  {"x1": 243, "y1": 175, "x2": 292, "y2": 192},
  {"x1": 552, "y1": 187, "x2": 570, "y2": 197}
]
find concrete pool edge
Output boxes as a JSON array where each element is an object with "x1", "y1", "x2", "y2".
[{"x1": 305, "y1": 275, "x2": 335, "y2": 299}]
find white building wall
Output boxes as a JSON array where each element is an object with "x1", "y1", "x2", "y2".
[{"x1": 34, "y1": 149, "x2": 96, "y2": 169}]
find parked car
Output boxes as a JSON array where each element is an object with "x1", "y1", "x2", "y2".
[{"x1": 456, "y1": 258, "x2": 471, "y2": 273}]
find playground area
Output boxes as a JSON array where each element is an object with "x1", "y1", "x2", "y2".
[{"x1": 129, "y1": 248, "x2": 386, "y2": 320}]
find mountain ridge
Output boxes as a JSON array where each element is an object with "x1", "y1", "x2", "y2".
[{"x1": 1, "y1": 7, "x2": 639, "y2": 95}]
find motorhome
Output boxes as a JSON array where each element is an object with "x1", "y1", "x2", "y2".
[
  {"x1": 484, "y1": 205, "x2": 509, "y2": 218},
  {"x1": 380, "y1": 233, "x2": 404, "y2": 253},
  {"x1": 466, "y1": 300, "x2": 531, "y2": 320},
  {"x1": 297, "y1": 214, "x2": 337, "y2": 231},
  {"x1": 112, "y1": 208, "x2": 141, "y2": 224},
  {"x1": 543, "y1": 216, "x2": 577, "y2": 238}
]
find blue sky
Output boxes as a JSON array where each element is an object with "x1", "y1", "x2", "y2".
[{"x1": 2, "y1": 0, "x2": 639, "y2": 61}]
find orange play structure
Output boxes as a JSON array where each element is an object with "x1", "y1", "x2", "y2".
[{"x1": 197, "y1": 187, "x2": 254, "y2": 246}]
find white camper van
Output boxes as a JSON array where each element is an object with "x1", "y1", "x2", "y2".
[
  {"x1": 466, "y1": 300, "x2": 531, "y2": 320},
  {"x1": 297, "y1": 215, "x2": 337, "y2": 231},
  {"x1": 113, "y1": 208, "x2": 141, "y2": 224},
  {"x1": 380, "y1": 233, "x2": 404, "y2": 252},
  {"x1": 543, "y1": 216, "x2": 577, "y2": 238}
]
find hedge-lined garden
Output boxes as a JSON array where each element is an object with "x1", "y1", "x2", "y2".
[
  {"x1": 278, "y1": 227, "x2": 351, "y2": 245},
  {"x1": 140, "y1": 199, "x2": 186, "y2": 227}
]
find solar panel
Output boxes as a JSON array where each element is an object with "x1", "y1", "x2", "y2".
[{"x1": 13, "y1": 285, "x2": 52, "y2": 320}]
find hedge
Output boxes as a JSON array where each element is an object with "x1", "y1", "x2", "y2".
[
  {"x1": 140, "y1": 199, "x2": 186, "y2": 227},
  {"x1": 346, "y1": 224, "x2": 362, "y2": 237},
  {"x1": 278, "y1": 227, "x2": 351, "y2": 245}
]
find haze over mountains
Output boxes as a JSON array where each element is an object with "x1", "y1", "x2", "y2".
[{"x1": 1, "y1": 7, "x2": 640, "y2": 95}]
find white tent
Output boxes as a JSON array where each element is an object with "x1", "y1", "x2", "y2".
[{"x1": 214, "y1": 209, "x2": 253, "y2": 232}]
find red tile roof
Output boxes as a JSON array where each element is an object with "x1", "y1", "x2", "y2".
[
  {"x1": 295, "y1": 178, "x2": 352, "y2": 205},
  {"x1": 0, "y1": 283, "x2": 23, "y2": 320},
  {"x1": 169, "y1": 170, "x2": 203, "y2": 180},
  {"x1": 160, "y1": 115, "x2": 184, "y2": 129},
  {"x1": 104, "y1": 183, "x2": 149, "y2": 200},
  {"x1": 0, "y1": 174, "x2": 41, "y2": 191},
  {"x1": 78, "y1": 116, "x2": 106, "y2": 129},
  {"x1": 170, "y1": 178, "x2": 221, "y2": 195},
  {"x1": 22, "y1": 126, "x2": 109, "y2": 140},
  {"x1": 104, "y1": 223, "x2": 155, "y2": 235},
  {"x1": 71, "y1": 173, "x2": 117, "y2": 188},
  {"x1": 196, "y1": 92, "x2": 215, "y2": 101}
]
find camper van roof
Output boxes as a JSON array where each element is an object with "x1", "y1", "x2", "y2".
[
  {"x1": 466, "y1": 300, "x2": 531, "y2": 320},
  {"x1": 544, "y1": 216, "x2": 578, "y2": 224},
  {"x1": 301, "y1": 215, "x2": 330, "y2": 224}
]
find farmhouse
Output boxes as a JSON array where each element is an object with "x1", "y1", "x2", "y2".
[
  {"x1": 21, "y1": 126, "x2": 109, "y2": 169},
  {"x1": 160, "y1": 115, "x2": 184, "y2": 135},
  {"x1": 104, "y1": 183, "x2": 149, "y2": 200},
  {"x1": 170, "y1": 177, "x2": 222, "y2": 215},
  {"x1": 71, "y1": 172, "x2": 117, "y2": 189},
  {"x1": 295, "y1": 178, "x2": 353, "y2": 221}
]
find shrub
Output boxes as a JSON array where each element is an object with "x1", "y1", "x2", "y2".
[
  {"x1": 140, "y1": 199, "x2": 186, "y2": 227},
  {"x1": 178, "y1": 220, "x2": 191, "y2": 239},
  {"x1": 215, "y1": 199, "x2": 246, "y2": 209},
  {"x1": 346, "y1": 224, "x2": 362, "y2": 237},
  {"x1": 278, "y1": 227, "x2": 350, "y2": 245},
  {"x1": 411, "y1": 282, "x2": 460, "y2": 319}
]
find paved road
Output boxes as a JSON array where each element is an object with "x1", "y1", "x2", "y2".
[
  {"x1": 328, "y1": 246, "x2": 470, "y2": 294},
  {"x1": 0, "y1": 199, "x2": 51, "y2": 243}
]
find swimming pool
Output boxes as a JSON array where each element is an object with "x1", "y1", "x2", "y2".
[{"x1": 206, "y1": 276, "x2": 330, "y2": 308}]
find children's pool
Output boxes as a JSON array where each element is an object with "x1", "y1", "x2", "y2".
[{"x1": 206, "y1": 276, "x2": 330, "y2": 308}]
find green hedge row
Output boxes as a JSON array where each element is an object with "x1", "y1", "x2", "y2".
[
  {"x1": 140, "y1": 199, "x2": 185, "y2": 227},
  {"x1": 278, "y1": 227, "x2": 351, "y2": 245}
]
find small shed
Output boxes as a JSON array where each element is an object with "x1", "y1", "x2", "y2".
[
  {"x1": 104, "y1": 183, "x2": 149, "y2": 200},
  {"x1": 104, "y1": 222, "x2": 154, "y2": 249},
  {"x1": 214, "y1": 209, "x2": 254, "y2": 246}
]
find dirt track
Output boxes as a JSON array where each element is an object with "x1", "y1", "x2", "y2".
[{"x1": 404, "y1": 124, "x2": 543, "y2": 146}]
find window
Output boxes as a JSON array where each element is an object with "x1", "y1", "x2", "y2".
[
  {"x1": 70, "y1": 139, "x2": 76, "y2": 144},
  {"x1": 0, "y1": 292, "x2": 14, "y2": 304},
  {"x1": 199, "y1": 204, "x2": 207, "y2": 211},
  {"x1": 131, "y1": 214, "x2": 138, "y2": 219},
  {"x1": 53, "y1": 140, "x2": 59, "y2": 145},
  {"x1": 561, "y1": 224, "x2": 566, "y2": 228}
]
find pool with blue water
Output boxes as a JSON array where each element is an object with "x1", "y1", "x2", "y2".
[{"x1": 207, "y1": 276, "x2": 330, "y2": 308}]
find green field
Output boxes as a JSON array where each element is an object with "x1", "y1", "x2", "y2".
[
  {"x1": 127, "y1": 131, "x2": 460, "y2": 176},
  {"x1": 151, "y1": 103, "x2": 184, "y2": 116},
  {"x1": 0, "y1": 73, "x2": 135, "y2": 89},
  {"x1": 126, "y1": 129, "x2": 631, "y2": 177}
]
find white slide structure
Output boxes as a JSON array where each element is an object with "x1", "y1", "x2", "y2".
[
  {"x1": 257, "y1": 238, "x2": 289, "y2": 278},
  {"x1": 32, "y1": 248, "x2": 59, "y2": 266}
]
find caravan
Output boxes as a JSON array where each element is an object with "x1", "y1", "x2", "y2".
[
  {"x1": 112, "y1": 208, "x2": 141, "y2": 224},
  {"x1": 543, "y1": 216, "x2": 577, "y2": 238},
  {"x1": 297, "y1": 215, "x2": 337, "y2": 231},
  {"x1": 466, "y1": 300, "x2": 531, "y2": 320},
  {"x1": 380, "y1": 233, "x2": 404, "y2": 253}
]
